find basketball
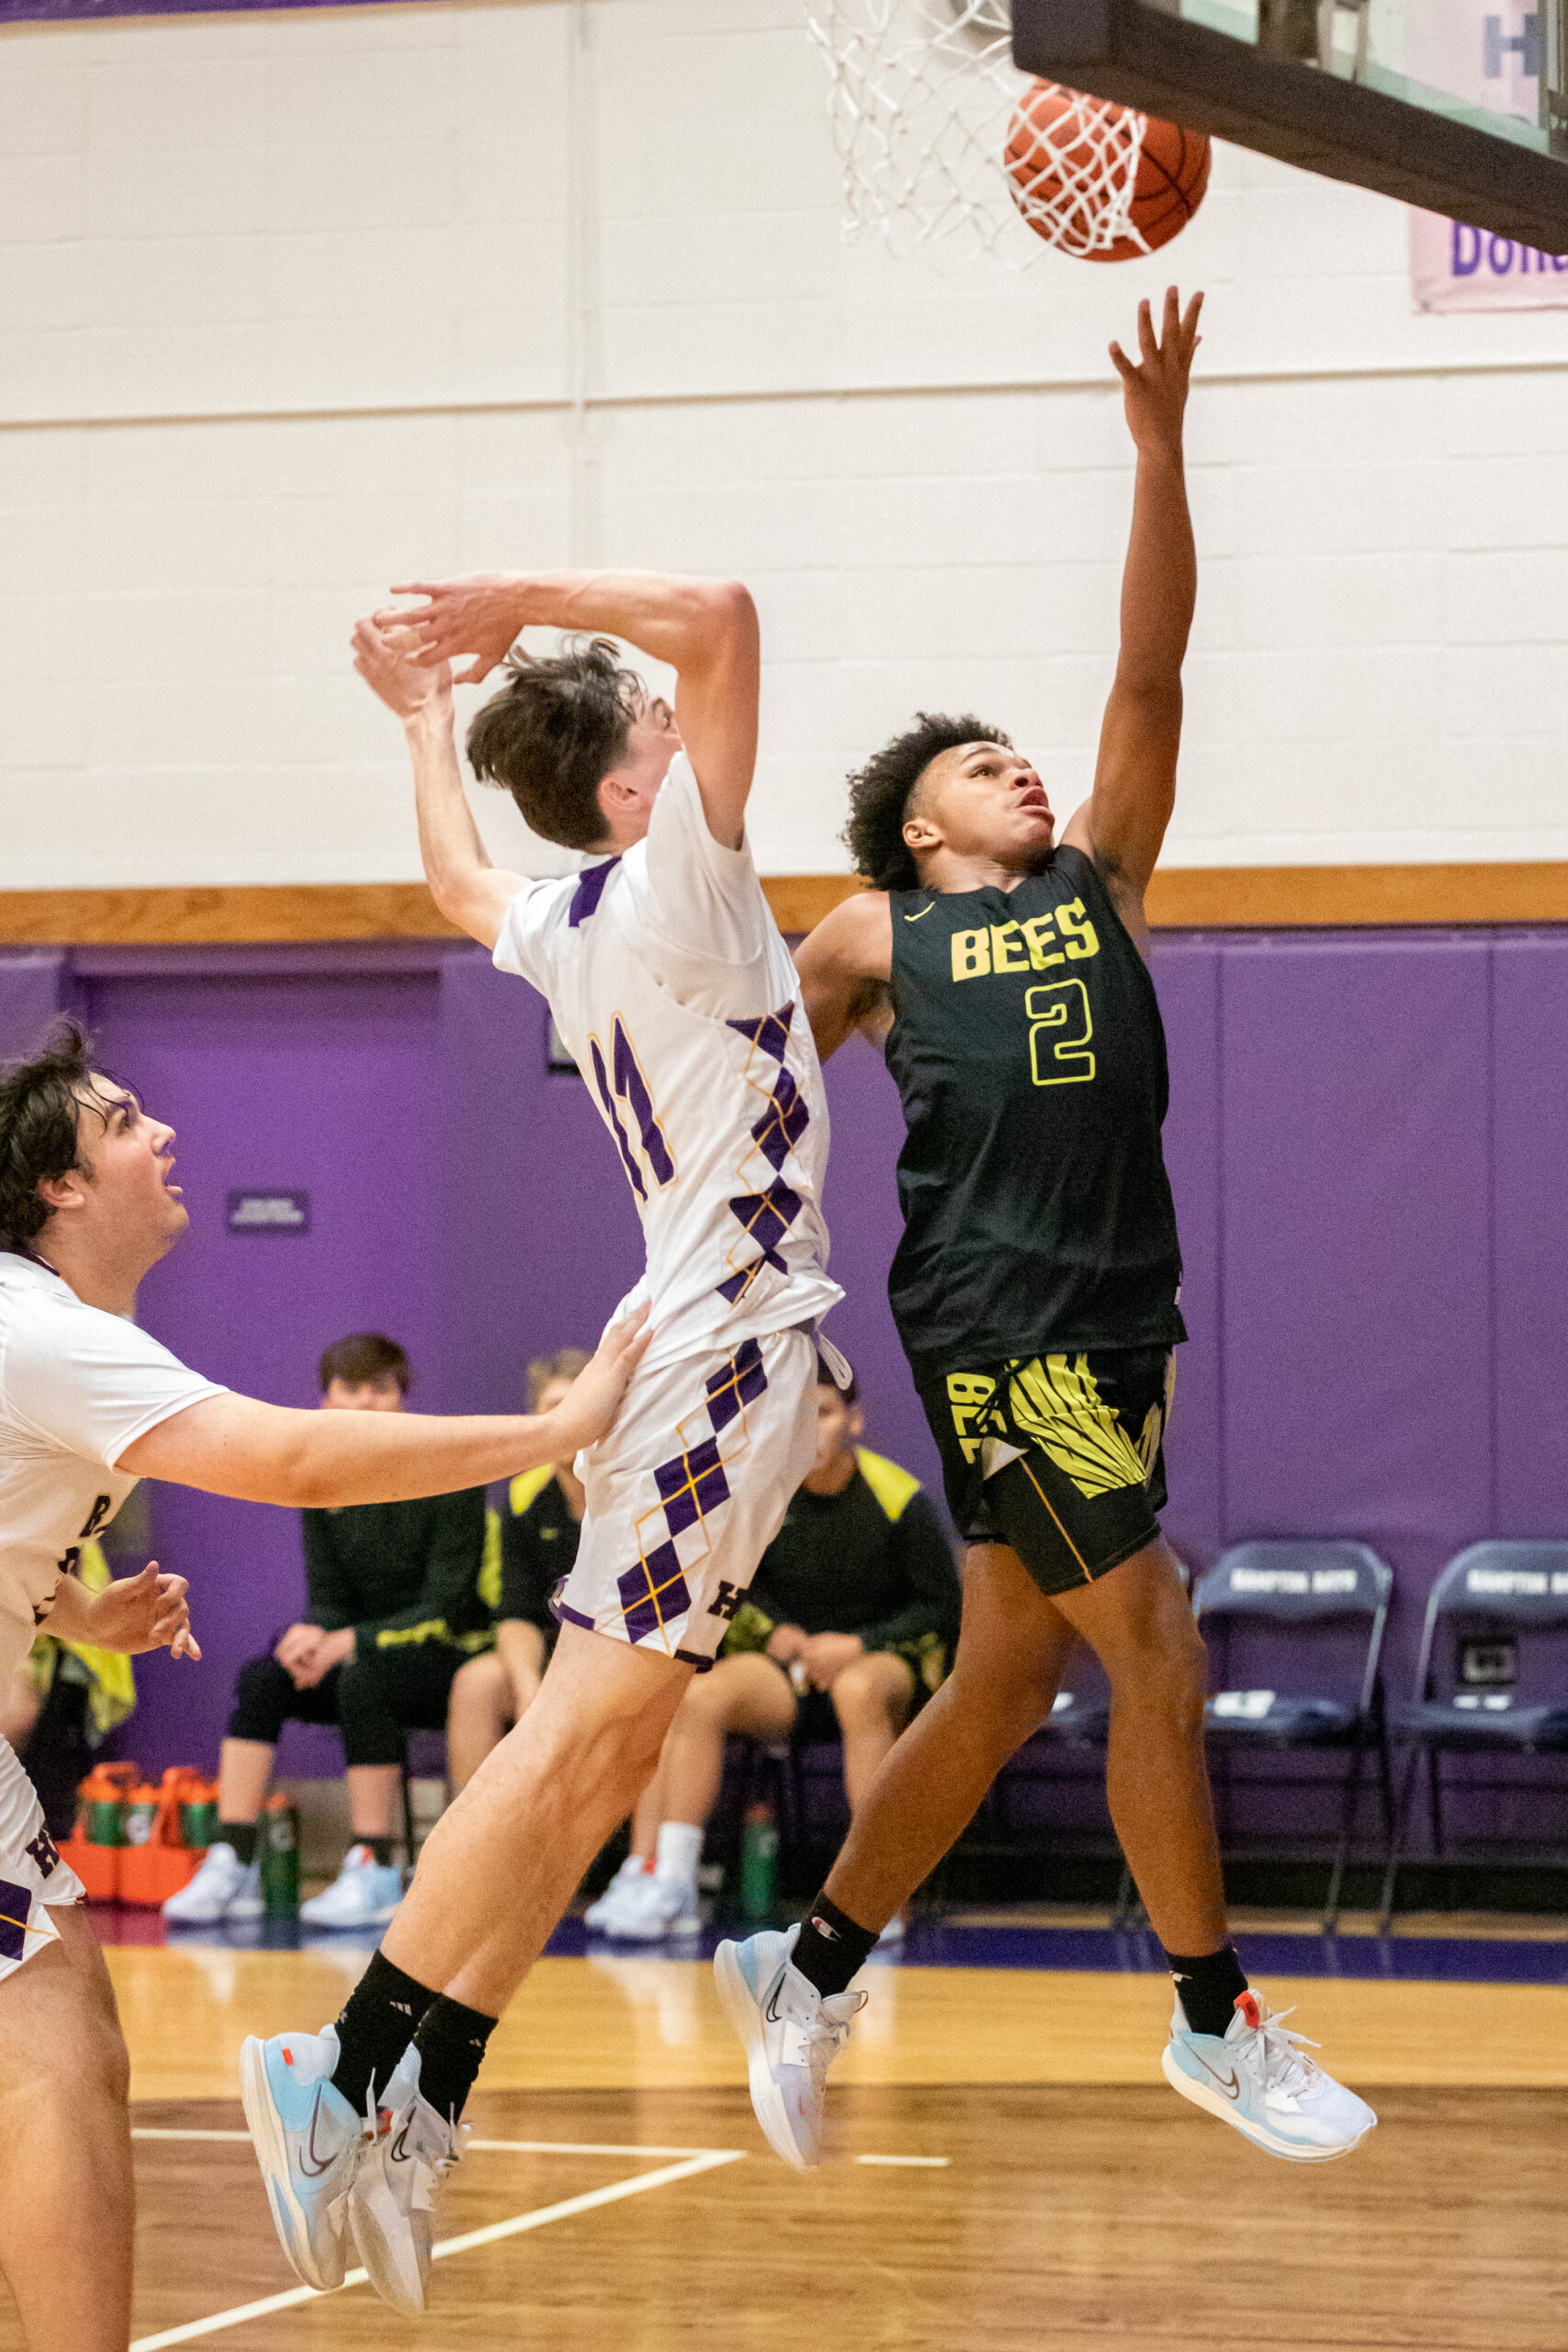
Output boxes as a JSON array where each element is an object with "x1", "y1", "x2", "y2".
[{"x1": 1005, "y1": 79, "x2": 1211, "y2": 262}]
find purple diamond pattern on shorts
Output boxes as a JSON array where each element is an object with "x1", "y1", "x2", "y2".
[
  {"x1": 617, "y1": 1543, "x2": 692, "y2": 1645},
  {"x1": 656, "y1": 1434, "x2": 730, "y2": 1536},
  {"x1": 615, "y1": 1341, "x2": 771, "y2": 1651},
  {"x1": 0, "y1": 1881, "x2": 33, "y2": 1964},
  {"x1": 569, "y1": 857, "x2": 619, "y2": 928},
  {"x1": 705, "y1": 1339, "x2": 767, "y2": 1434}
]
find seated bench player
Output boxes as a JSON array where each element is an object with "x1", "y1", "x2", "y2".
[
  {"x1": 443, "y1": 1347, "x2": 590, "y2": 1783},
  {"x1": 165, "y1": 1332, "x2": 491, "y2": 1932},
  {"x1": 0, "y1": 1020, "x2": 644, "y2": 2352},
  {"x1": 589, "y1": 1355, "x2": 960, "y2": 1940}
]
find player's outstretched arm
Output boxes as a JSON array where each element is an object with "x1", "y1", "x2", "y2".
[
  {"x1": 1063, "y1": 286, "x2": 1202, "y2": 947},
  {"x1": 795, "y1": 891, "x2": 894, "y2": 1060},
  {"x1": 353, "y1": 616, "x2": 524, "y2": 952},
  {"x1": 382, "y1": 570, "x2": 760, "y2": 853},
  {"x1": 118, "y1": 1309, "x2": 650, "y2": 1509}
]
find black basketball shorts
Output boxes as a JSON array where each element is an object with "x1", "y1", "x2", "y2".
[{"x1": 919, "y1": 1345, "x2": 1176, "y2": 1598}]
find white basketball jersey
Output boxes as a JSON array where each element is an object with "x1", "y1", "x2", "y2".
[{"x1": 492, "y1": 755, "x2": 841, "y2": 1369}]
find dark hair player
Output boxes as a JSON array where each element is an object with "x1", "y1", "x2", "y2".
[
  {"x1": 715, "y1": 289, "x2": 1377, "y2": 2172},
  {"x1": 0, "y1": 1021, "x2": 646, "y2": 2352}
]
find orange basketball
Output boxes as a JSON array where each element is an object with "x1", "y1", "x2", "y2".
[{"x1": 1005, "y1": 81, "x2": 1211, "y2": 263}]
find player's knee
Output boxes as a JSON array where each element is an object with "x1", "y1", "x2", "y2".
[
  {"x1": 1, "y1": 1976, "x2": 130, "y2": 2115},
  {"x1": 830, "y1": 1658, "x2": 895, "y2": 1730}
]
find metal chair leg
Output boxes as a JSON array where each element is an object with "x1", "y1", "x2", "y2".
[
  {"x1": 1378, "y1": 1744, "x2": 1422, "y2": 1932},
  {"x1": 1325, "y1": 1733, "x2": 1366, "y2": 1931}
]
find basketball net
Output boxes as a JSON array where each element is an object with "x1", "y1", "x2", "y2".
[{"x1": 807, "y1": 0, "x2": 1151, "y2": 266}]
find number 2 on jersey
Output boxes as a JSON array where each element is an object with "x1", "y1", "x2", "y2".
[
  {"x1": 590, "y1": 1015, "x2": 676, "y2": 1199},
  {"x1": 1026, "y1": 978, "x2": 1095, "y2": 1087}
]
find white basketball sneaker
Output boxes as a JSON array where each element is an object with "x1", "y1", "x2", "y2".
[
  {"x1": 162, "y1": 1840, "x2": 264, "y2": 1925},
  {"x1": 583, "y1": 1855, "x2": 652, "y2": 1931},
  {"x1": 600, "y1": 1872, "x2": 702, "y2": 1941},
  {"x1": 1163, "y1": 1989, "x2": 1378, "y2": 2162},
  {"x1": 714, "y1": 1927, "x2": 865, "y2": 2170},
  {"x1": 349, "y1": 2044, "x2": 464, "y2": 2316},
  {"x1": 299, "y1": 1845, "x2": 404, "y2": 1928},
  {"x1": 241, "y1": 2024, "x2": 364, "y2": 2291}
]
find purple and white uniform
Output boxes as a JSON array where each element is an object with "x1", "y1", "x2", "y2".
[
  {"x1": 492, "y1": 752, "x2": 841, "y2": 1666},
  {"x1": 0, "y1": 1253, "x2": 225, "y2": 1972}
]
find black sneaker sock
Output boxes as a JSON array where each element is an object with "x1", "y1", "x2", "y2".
[
  {"x1": 330, "y1": 1950, "x2": 439, "y2": 2115},
  {"x1": 789, "y1": 1893, "x2": 879, "y2": 1998},
  {"x1": 216, "y1": 1822, "x2": 257, "y2": 1866},
  {"x1": 412, "y1": 1995, "x2": 498, "y2": 2125},
  {"x1": 367, "y1": 1838, "x2": 398, "y2": 1870},
  {"x1": 1164, "y1": 1943, "x2": 1249, "y2": 2039}
]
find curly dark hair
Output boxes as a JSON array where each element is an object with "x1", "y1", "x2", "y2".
[
  {"x1": 842, "y1": 712, "x2": 1010, "y2": 892},
  {"x1": 0, "y1": 1018, "x2": 114, "y2": 1252},
  {"x1": 467, "y1": 636, "x2": 647, "y2": 853}
]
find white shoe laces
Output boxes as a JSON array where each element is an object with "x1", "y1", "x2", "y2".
[
  {"x1": 807, "y1": 1991, "x2": 866, "y2": 2094},
  {"x1": 1235, "y1": 2001, "x2": 1322, "y2": 2100}
]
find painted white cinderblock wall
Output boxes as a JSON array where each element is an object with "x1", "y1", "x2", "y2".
[{"x1": 1, "y1": 0, "x2": 1565, "y2": 886}]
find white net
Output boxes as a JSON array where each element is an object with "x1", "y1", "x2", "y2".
[{"x1": 807, "y1": 0, "x2": 1151, "y2": 266}]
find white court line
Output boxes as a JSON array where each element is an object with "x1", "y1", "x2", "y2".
[
  {"x1": 128, "y1": 2146, "x2": 743, "y2": 2351},
  {"x1": 854, "y1": 2154, "x2": 951, "y2": 2167},
  {"x1": 131, "y1": 2131, "x2": 722, "y2": 2160}
]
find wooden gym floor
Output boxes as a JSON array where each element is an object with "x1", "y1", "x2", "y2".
[{"x1": 7, "y1": 1925, "x2": 1568, "y2": 2351}]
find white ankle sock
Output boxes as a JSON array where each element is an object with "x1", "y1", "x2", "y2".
[{"x1": 654, "y1": 1821, "x2": 703, "y2": 1889}]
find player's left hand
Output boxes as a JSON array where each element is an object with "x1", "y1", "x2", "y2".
[
  {"x1": 796, "y1": 1630, "x2": 865, "y2": 1690},
  {"x1": 1110, "y1": 286, "x2": 1202, "y2": 460},
  {"x1": 92, "y1": 1564, "x2": 203, "y2": 1661},
  {"x1": 540, "y1": 1305, "x2": 653, "y2": 1461}
]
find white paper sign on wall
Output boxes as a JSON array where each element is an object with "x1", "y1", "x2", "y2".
[{"x1": 1411, "y1": 208, "x2": 1568, "y2": 311}]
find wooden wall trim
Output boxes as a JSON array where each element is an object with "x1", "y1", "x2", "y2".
[
  {"x1": 0, "y1": 885, "x2": 465, "y2": 947},
  {"x1": 1, "y1": 865, "x2": 1566, "y2": 947}
]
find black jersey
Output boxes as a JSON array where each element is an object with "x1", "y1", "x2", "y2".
[{"x1": 885, "y1": 844, "x2": 1185, "y2": 1385}]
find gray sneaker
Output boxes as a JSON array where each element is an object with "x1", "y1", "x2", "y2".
[{"x1": 349, "y1": 2043, "x2": 464, "y2": 2315}]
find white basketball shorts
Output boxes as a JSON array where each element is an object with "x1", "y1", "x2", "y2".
[
  {"x1": 556, "y1": 1325, "x2": 819, "y2": 1668},
  {"x1": 0, "y1": 1736, "x2": 84, "y2": 1984}
]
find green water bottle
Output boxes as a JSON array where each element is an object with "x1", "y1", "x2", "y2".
[
  {"x1": 259, "y1": 1795, "x2": 299, "y2": 1915},
  {"x1": 181, "y1": 1798, "x2": 219, "y2": 1850},
  {"x1": 86, "y1": 1794, "x2": 126, "y2": 1847},
  {"x1": 739, "y1": 1802, "x2": 778, "y2": 1920}
]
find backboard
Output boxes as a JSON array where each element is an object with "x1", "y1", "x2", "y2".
[{"x1": 1010, "y1": 2, "x2": 1568, "y2": 251}]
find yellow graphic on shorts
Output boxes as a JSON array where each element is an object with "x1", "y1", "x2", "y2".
[{"x1": 1008, "y1": 1355, "x2": 1151, "y2": 1498}]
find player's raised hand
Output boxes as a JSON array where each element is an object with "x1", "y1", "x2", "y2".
[
  {"x1": 352, "y1": 615, "x2": 454, "y2": 724},
  {"x1": 1109, "y1": 286, "x2": 1203, "y2": 460},
  {"x1": 539, "y1": 1305, "x2": 653, "y2": 1460},
  {"x1": 93, "y1": 1564, "x2": 203, "y2": 1661},
  {"x1": 378, "y1": 573, "x2": 530, "y2": 684}
]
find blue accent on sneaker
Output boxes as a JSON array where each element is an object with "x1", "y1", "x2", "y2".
[
  {"x1": 1162, "y1": 1994, "x2": 1377, "y2": 2163},
  {"x1": 241, "y1": 2026, "x2": 364, "y2": 2290}
]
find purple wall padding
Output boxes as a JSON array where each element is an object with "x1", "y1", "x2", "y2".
[
  {"x1": 1219, "y1": 937, "x2": 1498, "y2": 1696},
  {"x1": 1149, "y1": 937, "x2": 1224, "y2": 1565},
  {"x1": 0, "y1": 955, "x2": 69, "y2": 1060},
  {"x1": 2, "y1": 929, "x2": 1564, "y2": 1841},
  {"x1": 1493, "y1": 936, "x2": 1568, "y2": 1537},
  {"x1": 79, "y1": 957, "x2": 450, "y2": 1770}
]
